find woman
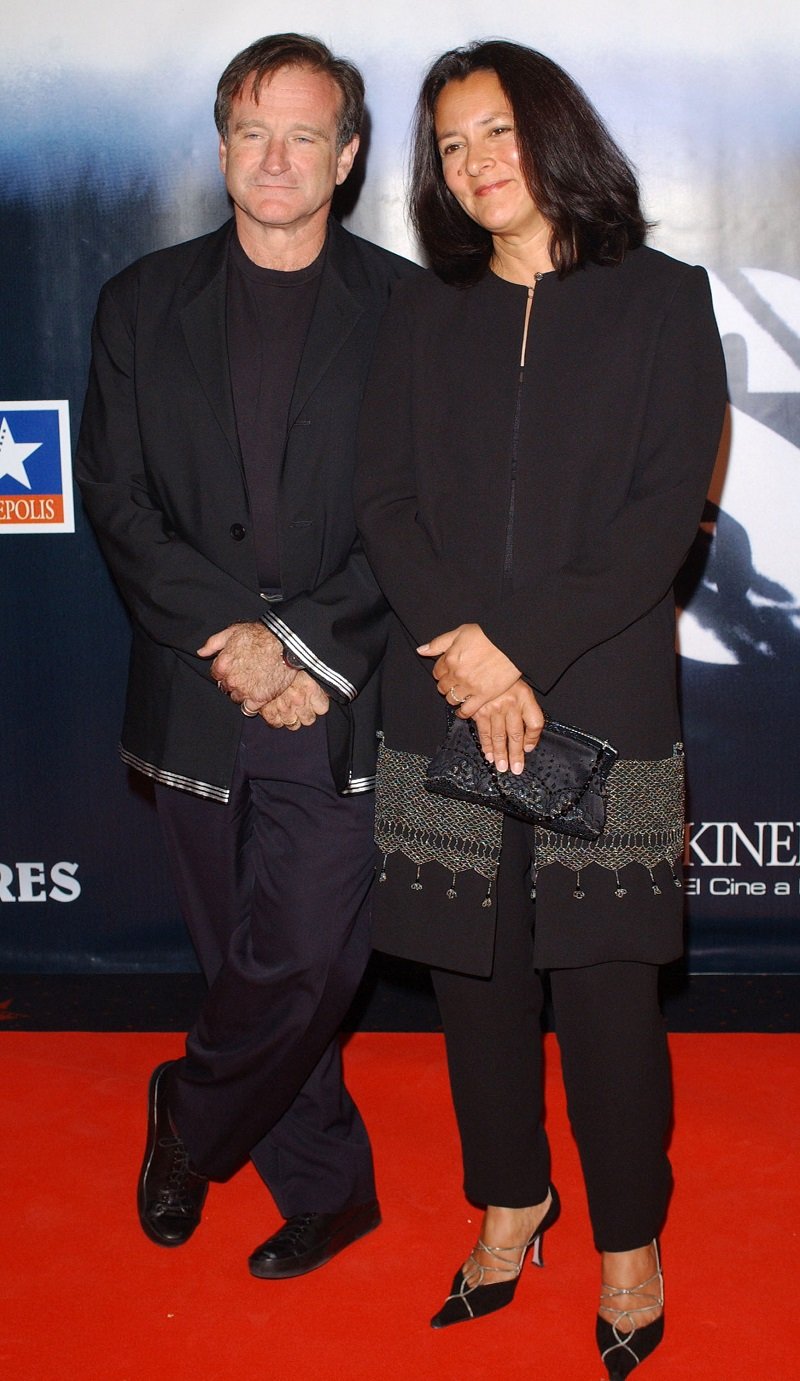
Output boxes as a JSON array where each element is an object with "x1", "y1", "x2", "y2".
[{"x1": 356, "y1": 40, "x2": 726, "y2": 1379}]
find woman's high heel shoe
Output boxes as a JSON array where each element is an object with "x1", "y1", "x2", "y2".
[
  {"x1": 430, "y1": 1184, "x2": 560, "y2": 1329},
  {"x1": 596, "y1": 1239, "x2": 664, "y2": 1379}
]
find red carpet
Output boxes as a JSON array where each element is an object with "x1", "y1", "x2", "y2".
[{"x1": 1, "y1": 1032, "x2": 797, "y2": 1379}]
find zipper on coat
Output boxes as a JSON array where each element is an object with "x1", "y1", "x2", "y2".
[{"x1": 502, "y1": 272, "x2": 542, "y2": 581}]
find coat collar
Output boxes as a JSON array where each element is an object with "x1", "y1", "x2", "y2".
[
  {"x1": 289, "y1": 220, "x2": 365, "y2": 427},
  {"x1": 178, "y1": 222, "x2": 239, "y2": 461},
  {"x1": 177, "y1": 217, "x2": 366, "y2": 451}
]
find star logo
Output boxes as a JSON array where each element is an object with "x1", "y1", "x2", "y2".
[
  {"x1": 0, "y1": 415, "x2": 42, "y2": 490},
  {"x1": 0, "y1": 400, "x2": 73, "y2": 533}
]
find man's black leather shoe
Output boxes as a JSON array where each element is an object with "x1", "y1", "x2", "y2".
[
  {"x1": 137, "y1": 1060, "x2": 209, "y2": 1248},
  {"x1": 248, "y1": 1200, "x2": 381, "y2": 1279}
]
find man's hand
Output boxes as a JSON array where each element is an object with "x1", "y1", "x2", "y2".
[
  {"x1": 259, "y1": 671, "x2": 330, "y2": 730},
  {"x1": 417, "y1": 623, "x2": 522, "y2": 717},
  {"x1": 197, "y1": 622, "x2": 295, "y2": 705}
]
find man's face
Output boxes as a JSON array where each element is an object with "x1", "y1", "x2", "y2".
[{"x1": 219, "y1": 65, "x2": 358, "y2": 241}]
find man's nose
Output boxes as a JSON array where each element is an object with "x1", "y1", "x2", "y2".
[{"x1": 261, "y1": 137, "x2": 291, "y2": 173}]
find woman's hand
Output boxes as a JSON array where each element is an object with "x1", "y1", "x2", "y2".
[
  {"x1": 473, "y1": 681, "x2": 545, "y2": 775},
  {"x1": 417, "y1": 623, "x2": 522, "y2": 716}
]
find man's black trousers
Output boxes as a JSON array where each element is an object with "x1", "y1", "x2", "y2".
[{"x1": 155, "y1": 715, "x2": 376, "y2": 1217}]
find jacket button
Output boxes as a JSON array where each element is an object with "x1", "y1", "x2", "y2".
[{"x1": 230, "y1": 523, "x2": 246, "y2": 541}]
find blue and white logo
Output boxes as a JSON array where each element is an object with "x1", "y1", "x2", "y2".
[{"x1": 0, "y1": 401, "x2": 74, "y2": 534}]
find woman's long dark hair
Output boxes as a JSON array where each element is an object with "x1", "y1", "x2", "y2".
[{"x1": 410, "y1": 41, "x2": 649, "y2": 285}]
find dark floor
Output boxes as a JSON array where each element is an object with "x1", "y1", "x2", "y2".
[{"x1": 1, "y1": 959, "x2": 798, "y2": 1032}]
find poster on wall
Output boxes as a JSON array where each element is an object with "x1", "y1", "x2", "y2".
[
  {"x1": 678, "y1": 271, "x2": 799, "y2": 968},
  {"x1": 0, "y1": 402, "x2": 74, "y2": 533},
  {"x1": 1, "y1": 1, "x2": 797, "y2": 973}
]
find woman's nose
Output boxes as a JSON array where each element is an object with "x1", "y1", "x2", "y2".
[{"x1": 465, "y1": 143, "x2": 491, "y2": 177}]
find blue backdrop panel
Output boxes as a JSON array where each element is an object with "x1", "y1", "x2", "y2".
[{"x1": 1, "y1": 4, "x2": 798, "y2": 973}]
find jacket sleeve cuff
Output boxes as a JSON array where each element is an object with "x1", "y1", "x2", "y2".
[{"x1": 260, "y1": 607, "x2": 357, "y2": 702}]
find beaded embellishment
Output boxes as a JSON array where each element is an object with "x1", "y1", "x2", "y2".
[
  {"x1": 374, "y1": 738, "x2": 685, "y2": 900},
  {"x1": 533, "y1": 746, "x2": 685, "y2": 877},
  {"x1": 374, "y1": 738, "x2": 502, "y2": 885}
]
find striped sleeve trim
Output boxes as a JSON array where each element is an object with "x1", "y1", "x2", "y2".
[
  {"x1": 343, "y1": 774, "x2": 376, "y2": 795},
  {"x1": 260, "y1": 609, "x2": 357, "y2": 702},
  {"x1": 119, "y1": 748, "x2": 230, "y2": 803}
]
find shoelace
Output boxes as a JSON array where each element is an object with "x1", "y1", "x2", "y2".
[
  {"x1": 273, "y1": 1214, "x2": 321, "y2": 1246},
  {"x1": 154, "y1": 1135, "x2": 198, "y2": 1215}
]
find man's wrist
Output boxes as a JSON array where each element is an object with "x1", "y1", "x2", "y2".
[{"x1": 281, "y1": 643, "x2": 305, "y2": 671}]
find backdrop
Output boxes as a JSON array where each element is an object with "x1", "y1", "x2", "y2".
[{"x1": 2, "y1": 1, "x2": 798, "y2": 974}]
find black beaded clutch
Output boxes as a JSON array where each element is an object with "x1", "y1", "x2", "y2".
[{"x1": 425, "y1": 712, "x2": 618, "y2": 840}]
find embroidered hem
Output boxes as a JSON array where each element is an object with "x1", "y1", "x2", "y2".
[
  {"x1": 374, "y1": 739, "x2": 685, "y2": 897},
  {"x1": 375, "y1": 738, "x2": 502, "y2": 881}
]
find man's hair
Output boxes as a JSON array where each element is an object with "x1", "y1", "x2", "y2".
[
  {"x1": 215, "y1": 33, "x2": 365, "y2": 151},
  {"x1": 410, "y1": 40, "x2": 649, "y2": 285}
]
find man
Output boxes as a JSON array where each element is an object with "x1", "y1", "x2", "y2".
[{"x1": 76, "y1": 34, "x2": 416, "y2": 1278}]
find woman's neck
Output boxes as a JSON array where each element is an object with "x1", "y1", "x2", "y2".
[{"x1": 490, "y1": 227, "x2": 554, "y2": 285}]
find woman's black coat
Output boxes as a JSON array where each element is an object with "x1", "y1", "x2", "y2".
[{"x1": 356, "y1": 246, "x2": 727, "y2": 974}]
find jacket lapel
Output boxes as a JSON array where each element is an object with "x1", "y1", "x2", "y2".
[
  {"x1": 178, "y1": 222, "x2": 241, "y2": 464},
  {"x1": 288, "y1": 225, "x2": 365, "y2": 428}
]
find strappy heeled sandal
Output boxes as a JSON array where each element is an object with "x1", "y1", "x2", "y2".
[
  {"x1": 596, "y1": 1238, "x2": 664, "y2": 1379},
  {"x1": 430, "y1": 1184, "x2": 560, "y2": 1329}
]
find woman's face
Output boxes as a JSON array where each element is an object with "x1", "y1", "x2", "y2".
[{"x1": 434, "y1": 69, "x2": 547, "y2": 245}]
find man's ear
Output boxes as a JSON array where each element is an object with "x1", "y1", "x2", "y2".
[{"x1": 335, "y1": 134, "x2": 360, "y2": 186}]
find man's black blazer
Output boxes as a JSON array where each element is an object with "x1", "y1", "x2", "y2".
[{"x1": 76, "y1": 217, "x2": 417, "y2": 801}]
